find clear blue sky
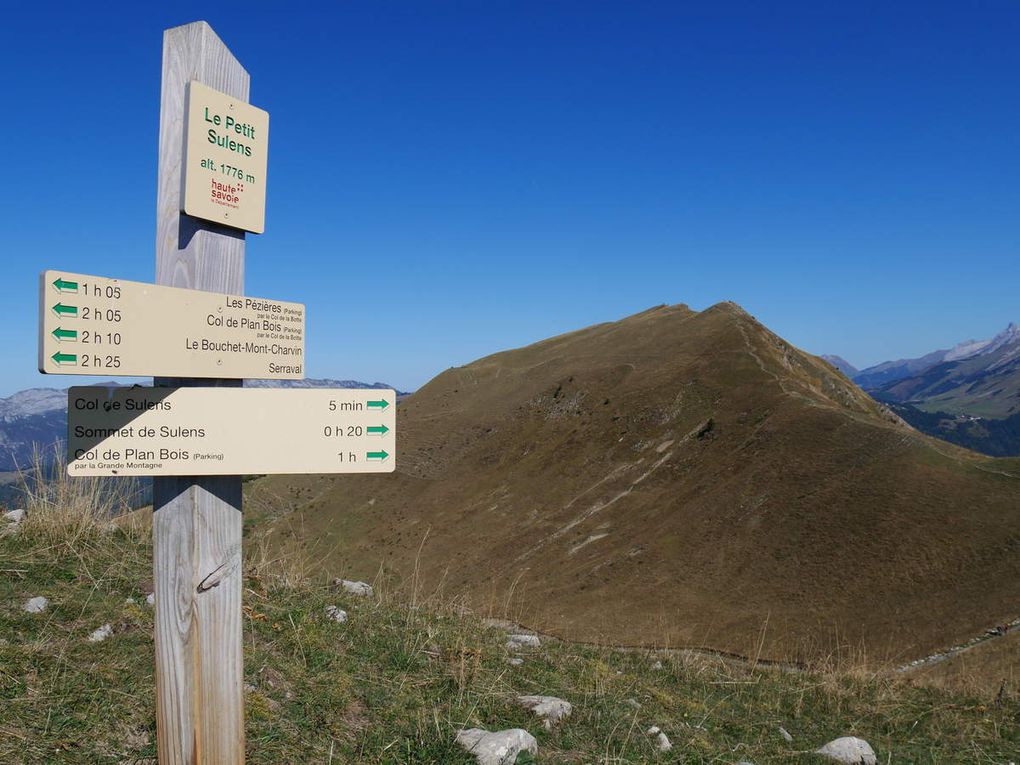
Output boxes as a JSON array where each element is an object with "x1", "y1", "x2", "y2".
[{"x1": 2, "y1": 1, "x2": 1018, "y2": 396}]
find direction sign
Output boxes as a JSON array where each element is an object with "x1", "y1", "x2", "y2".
[
  {"x1": 39, "y1": 270, "x2": 305, "y2": 379},
  {"x1": 183, "y1": 80, "x2": 270, "y2": 233},
  {"x1": 67, "y1": 386, "x2": 396, "y2": 476}
]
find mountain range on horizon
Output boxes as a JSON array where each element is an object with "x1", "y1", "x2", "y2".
[
  {"x1": 841, "y1": 322, "x2": 1020, "y2": 394},
  {"x1": 825, "y1": 322, "x2": 1020, "y2": 456}
]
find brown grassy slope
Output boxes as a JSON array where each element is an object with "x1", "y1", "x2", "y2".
[
  {"x1": 909, "y1": 631, "x2": 1020, "y2": 695},
  {"x1": 264, "y1": 303, "x2": 1020, "y2": 666}
]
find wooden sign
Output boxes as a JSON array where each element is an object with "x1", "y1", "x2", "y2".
[
  {"x1": 38, "y1": 270, "x2": 304, "y2": 379},
  {"x1": 182, "y1": 80, "x2": 269, "y2": 233},
  {"x1": 67, "y1": 386, "x2": 396, "y2": 476}
]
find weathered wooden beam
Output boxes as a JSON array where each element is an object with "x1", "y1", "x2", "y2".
[{"x1": 153, "y1": 21, "x2": 248, "y2": 765}]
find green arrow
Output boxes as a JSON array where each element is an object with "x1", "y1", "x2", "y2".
[
  {"x1": 366, "y1": 450, "x2": 389, "y2": 461},
  {"x1": 51, "y1": 352, "x2": 77, "y2": 366},
  {"x1": 366, "y1": 425, "x2": 389, "y2": 435},
  {"x1": 52, "y1": 327, "x2": 78, "y2": 341},
  {"x1": 366, "y1": 399, "x2": 389, "y2": 410},
  {"x1": 52, "y1": 303, "x2": 77, "y2": 317},
  {"x1": 52, "y1": 277, "x2": 78, "y2": 293}
]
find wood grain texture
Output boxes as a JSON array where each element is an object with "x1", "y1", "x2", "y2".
[{"x1": 153, "y1": 21, "x2": 248, "y2": 765}]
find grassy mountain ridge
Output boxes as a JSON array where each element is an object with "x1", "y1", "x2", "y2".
[{"x1": 264, "y1": 303, "x2": 1020, "y2": 666}]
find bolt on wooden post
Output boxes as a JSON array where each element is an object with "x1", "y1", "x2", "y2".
[{"x1": 153, "y1": 22, "x2": 249, "y2": 764}]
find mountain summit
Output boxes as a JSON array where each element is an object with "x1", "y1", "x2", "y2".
[{"x1": 266, "y1": 304, "x2": 1020, "y2": 665}]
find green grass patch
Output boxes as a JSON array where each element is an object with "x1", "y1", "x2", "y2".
[{"x1": 1, "y1": 517, "x2": 1017, "y2": 763}]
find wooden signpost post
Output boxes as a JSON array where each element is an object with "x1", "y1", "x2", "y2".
[
  {"x1": 36, "y1": 21, "x2": 398, "y2": 764},
  {"x1": 153, "y1": 22, "x2": 250, "y2": 765}
]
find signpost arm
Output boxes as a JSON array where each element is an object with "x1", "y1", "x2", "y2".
[{"x1": 153, "y1": 21, "x2": 247, "y2": 765}]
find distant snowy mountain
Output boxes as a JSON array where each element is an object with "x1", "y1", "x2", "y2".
[
  {"x1": 868, "y1": 323, "x2": 1020, "y2": 419},
  {"x1": 246, "y1": 378, "x2": 407, "y2": 393},
  {"x1": 943, "y1": 338, "x2": 993, "y2": 362},
  {"x1": 0, "y1": 388, "x2": 67, "y2": 420},
  {"x1": 853, "y1": 324, "x2": 1020, "y2": 392},
  {"x1": 831, "y1": 323, "x2": 1020, "y2": 456},
  {"x1": 981, "y1": 322, "x2": 1020, "y2": 362},
  {"x1": 0, "y1": 385, "x2": 120, "y2": 471}
]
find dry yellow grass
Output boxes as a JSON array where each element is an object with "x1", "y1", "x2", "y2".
[{"x1": 2, "y1": 470, "x2": 1018, "y2": 763}]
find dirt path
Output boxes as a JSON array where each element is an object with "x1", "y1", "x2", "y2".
[
  {"x1": 893, "y1": 617, "x2": 1020, "y2": 674},
  {"x1": 486, "y1": 615, "x2": 1020, "y2": 677}
]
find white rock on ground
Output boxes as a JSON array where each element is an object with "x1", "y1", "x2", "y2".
[
  {"x1": 334, "y1": 579, "x2": 374, "y2": 597},
  {"x1": 779, "y1": 725, "x2": 793, "y2": 742},
  {"x1": 506, "y1": 633, "x2": 541, "y2": 649},
  {"x1": 23, "y1": 596, "x2": 48, "y2": 613},
  {"x1": 1, "y1": 508, "x2": 26, "y2": 536},
  {"x1": 651, "y1": 660, "x2": 664, "y2": 670},
  {"x1": 506, "y1": 657, "x2": 523, "y2": 666},
  {"x1": 517, "y1": 695, "x2": 572, "y2": 728},
  {"x1": 325, "y1": 605, "x2": 348, "y2": 623},
  {"x1": 645, "y1": 726, "x2": 671, "y2": 751},
  {"x1": 145, "y1": 592, "x2": 155, "y2": 606},
  {"x1": 88, "y1": 624, "x2": 113, "y2": 643},
  {"x1": 455, "y1": 727, "x2": 538, "y2": 765},
  {"x1": 815, "y1": 736, "x2": 877, "y2": 765}
]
